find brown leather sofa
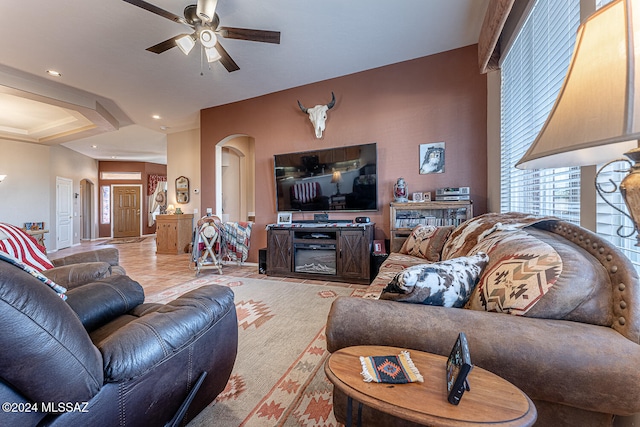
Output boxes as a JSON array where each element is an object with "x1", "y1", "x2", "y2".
[
  {"x1": 45, "y1": 247, "x2": 126, "y2": 289},
  {"x1": 0, "y1": 259, "x2": 238, "y2": 426},
  {"x1": 326, "y1": 214, "x2": 640, "y2": 426}
]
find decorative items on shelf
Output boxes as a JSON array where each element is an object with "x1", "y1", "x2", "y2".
[
  {"x1": 175, "y1": 207, "x2": 183, "y2": 214},
  {"x1": 277, "y1": 212, "x2": 292, "y2": 225},
  {"x1": 23, "y1": 222, "x2": 45, "y2": 231},
  {"x1": 394, "y1": 177, "x2": 408, "y2": 202}
]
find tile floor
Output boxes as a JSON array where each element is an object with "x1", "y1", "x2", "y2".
[{"x1": 52, "y1": 236, "x2": 368, "y2": 297}]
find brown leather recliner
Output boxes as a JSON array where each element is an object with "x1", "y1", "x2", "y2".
[
  {"x1": 45, "y1": 247, "x2": 126, "y2": 289},
  {"x1": 0, "y1": 260, "x2": 238, "y2": 426}
]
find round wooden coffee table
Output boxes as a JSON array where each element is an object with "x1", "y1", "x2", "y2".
[{"x1": 325, "y1": 345, "x2": 536, "y2": 427}]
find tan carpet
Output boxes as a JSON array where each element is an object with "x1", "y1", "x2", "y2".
[{"x1": 146, "y1": 275, "x2": 364, "y2": 427}]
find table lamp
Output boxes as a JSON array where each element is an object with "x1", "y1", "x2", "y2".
[
  {"x1": 516, "y1": 0, "x2": 640, "y2": 245},
  {"x1": 331, "y1": 170, "x2": 343, "y2": 195}
]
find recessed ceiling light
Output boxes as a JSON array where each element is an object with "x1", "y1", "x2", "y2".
[
  {"x1": 91, "y1": 145, "x2": 97, "y2": 149},
  {"x1": 111, "y1": 156, "x2": 117, "y2": 159},
  {"x1": 160, "y1": 126, "x2": 168, "y2": 131},
  {"x1": 152, "y1": 115, "x2": 161, "y2": 120},
  {"x1": 46, "y1": 70, "x2": 62, "y2": 77}
]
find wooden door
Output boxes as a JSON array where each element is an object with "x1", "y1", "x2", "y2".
[
  {"x1": 267, "y1": 229, "x2": 292, "y2": 275},
  {"x1": 113, "y1": 186, "x2": 140, "y2": 238},
  {"x1": 56, "y1": 177, "x2": 73, "y2": 249},
  {"x1": 338, "y1": 230, "x2": 369, "y2": 280}
]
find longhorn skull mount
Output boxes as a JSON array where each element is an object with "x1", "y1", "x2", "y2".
[{"x1": 297, "y1": 92, "x2": 336, "y2": 139}]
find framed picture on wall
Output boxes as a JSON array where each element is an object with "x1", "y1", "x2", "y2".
[
  {"x1": 419, "y1": 142, "x2": 445, "y2": 174},
  {"x1": 277, "y1": 212, "x2": 292, "y2": 225}
]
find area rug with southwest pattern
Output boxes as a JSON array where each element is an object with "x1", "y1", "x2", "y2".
[{"x1": 145, "y1": 274, "x2": 368, "y2": 426}]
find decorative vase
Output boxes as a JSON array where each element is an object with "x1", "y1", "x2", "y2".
[{"x1": 394, "y1": 178, "x2": 408, "y2": 202}]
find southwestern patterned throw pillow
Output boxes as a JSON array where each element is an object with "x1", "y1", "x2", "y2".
[
  {"x1": 399, "y1": 225, "x2": 454, "y2": 262},
  {"x1": 465, "y1": 230, "x2": 562, "y2": 316},
  {"x1": 381, "y1": 253, "x2": 489, "y2": 307}
]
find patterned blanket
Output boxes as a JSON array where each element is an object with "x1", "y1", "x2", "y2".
[
  {"x1": 0, "y1": 223, "x2": 53, "y2": 271},
  {"x1": 221, "y1": 222, "x2": 253, "y2": 263}
]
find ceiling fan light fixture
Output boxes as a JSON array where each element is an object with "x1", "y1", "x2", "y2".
[
  {"x1": 204, "y1": 46, "x2": 222, "y2": 63},
  {"x1": 196, "y1": 0, "x2": 218, "y2": 23},
  {"x1": 200, "y1": 29, "x2": 218, "y2": 48},
  {"x1": 176, "y1": 35, "x2": 196, "y2": 55}
]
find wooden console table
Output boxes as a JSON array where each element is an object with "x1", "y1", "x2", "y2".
[
  {"x1": 266, "y1": 222, "x2": 374, "y2": 284},
  {"x1": 325, "y1": 345, "x2": 536, "y2": 427},
  {"x1": 156, "y1": 214, "x2": 194, "y2": 254}
]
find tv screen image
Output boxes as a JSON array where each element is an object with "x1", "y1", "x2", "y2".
[{"x1": 274, "y1": 143, "x2": 378, "y2": 212}]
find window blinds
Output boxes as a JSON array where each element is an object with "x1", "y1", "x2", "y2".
[{"x1": 500, "y1": 0, "x2": 580, "y2": 223}]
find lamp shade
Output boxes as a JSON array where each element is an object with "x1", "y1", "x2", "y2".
[
  {"x1": 175, "y1": 35, "x2": 196, "y2": 55},
  {"x1": 204, "y1": 46, "x2": 222, "y2": 63},
  {"x1": 517, "y1": 0, "x2": 640, "y2": 170},
  {"x1": 331, "y1": 171, "x2": 342, "y2": 183}
]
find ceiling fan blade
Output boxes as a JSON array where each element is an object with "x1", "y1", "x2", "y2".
[
  {"x1": 122, "y1": 0, "x2": 186, "y2": 25},
  {"x1": 215, "y1": 43, "x2": 240, "y2": 72},
  {"x1": 146, "y1": 35, "x2": 185, "y2": 54},
  {"x1": 219, "y1": 27, "x2": 281, "y2": 44}
]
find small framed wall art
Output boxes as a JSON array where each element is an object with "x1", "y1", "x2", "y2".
[
  {"x1": 277, "y1": 212, "x2": 292, "y2": 225},
  {"x1": 419, "y1": 142, "x2": 445, "y2": 174},
  {"x1": 373, "y1": 239, "x2": 386, "y2": 255}
]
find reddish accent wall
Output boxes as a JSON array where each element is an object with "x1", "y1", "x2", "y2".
[
  {"x1": 201, "y1": 45, "x2": 487, "y2": 262},
  {"x1": 98, "y1": 161, "x2": 167, "y2": 238}
]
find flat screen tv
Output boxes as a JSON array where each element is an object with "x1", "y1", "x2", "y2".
[{"x1": 274, "y1": 143, "x2": 378, "y2": 212}]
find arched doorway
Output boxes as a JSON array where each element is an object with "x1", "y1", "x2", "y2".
[{"x1": 215, "y1": 135, "x2": 256, "y2": 222}]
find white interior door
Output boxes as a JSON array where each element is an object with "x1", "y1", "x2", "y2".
[{"x1": 56, "y1": 176, "x2": 73, "y2": 250}]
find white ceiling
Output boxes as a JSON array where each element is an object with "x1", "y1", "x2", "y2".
[{"x1": 0, "y1": 0, "x2": 490, "y2": 164}]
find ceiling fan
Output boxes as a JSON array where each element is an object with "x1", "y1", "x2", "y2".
[{"x1": 123, "y1": 0, "x2": 281, "y2": 72}]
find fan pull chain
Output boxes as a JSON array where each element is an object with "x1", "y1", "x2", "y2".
[{"x1": 200, "y1": 46, "x2": 204, "y2": 76}]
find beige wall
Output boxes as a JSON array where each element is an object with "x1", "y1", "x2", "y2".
[
  {"x1": 201, "y1": 45, "x2": 488, "y2": 262},
  {"x1": 0, "y1": 139, "x2": 51, "y2": 246},
  {"x1": 50, "y1": 145, "x2": 99, "y2": 247},
  {"x1": 0, "y1": 139, "x2": 98, "y2": 251},
  {"x1": 167, "y1": 128, "x2": 201, "y2": 216}
]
